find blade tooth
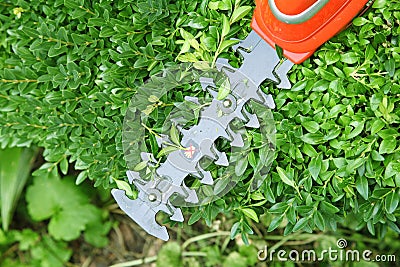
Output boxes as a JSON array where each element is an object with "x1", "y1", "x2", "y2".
[
  {"x1": 243, "y1": 111, "x2": 260, "y2": 128},
  {"x1": 227, "y1": 126, "x2": 244, "y2": 147},
  {"x1": 182, "y1": 184, "x2": 199, "y2": 203},
  {"x1": 263, "y1": 94, "x2": 276, "y2": 109},
  {"x1": 233, "y1": 31, "x2": 262, "y2": 52},
  {"x1": 170, "y1": 208, "x2": 184, "y2": 222},
  {"x1": 140, "y1": 152, "x2": 156, "y2": 163},
  {"x1": 111, "y1": 189, "x2": 170, "y2": 241},
  {"x1": 199, "y1": 141, "x2": 217, "y2": 160},
  {"x1": 215, "y1": 58, "x2": 230, "y2": 71},
  {"x1": 184, "y1": 96, "x2": 200, "y2": 105},
  {"x1": 215, "y1": 151, "x2": 229, "y2": 166},
  {"x1": 199, "y1": 170, "x2": 213, "y2": 185},
  {"x1": 199, "y1": 77, "x2": 216, "y2": 91},
  {"x1": 156, "y1": 134, "x2": 170, "y2": 147},
  {"x1": 236, "y1": 32, "x2": 281, "y2": 86},
  {"x1": 127, "y1": 170, "x2": 141, "y2": 184},
  {"x1": 274, "y1": 59, "x2": 294, "y2": 89}
]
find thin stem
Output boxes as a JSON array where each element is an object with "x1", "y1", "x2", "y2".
[
  {"x1": 109, "y1": 255, "x2": 157, "y2": 267},
  {"x1": 182, "y1": 231, "x2": 230, "y2": 250}
]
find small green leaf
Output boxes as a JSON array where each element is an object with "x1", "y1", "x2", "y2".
[
  {"x1": 308, "y1": 155, "x2": 322, "y2": 180},
  {"x1": 170, "y1": 124, "x2": 181, "y2": 146},
  {"x1": 293, "y1": 217, "x2": 309, "y2": 232},
  {"x1": 371, "y1": 119, "x2": 385, "y2": 135},
  {"x1": 267, "y1": 215, "x2": 283, "y2": 232},
  {"x1": 221, "y1": 14, "x2": 230, "y2": 37},
  {"x1": 276, "y1": 167, "x2": 295, "y2": 188},
  {"x1": 133, "y1": 161, "x2": 147, "y2": 172},
  {"x1": 114, "y1": 179, "x2": 134, "y2": 198},
  {"x1": 379, "y1": 138, "x2": 397, "y2": 154},
  {"x1": 235, "y1": 157, "x2": 248, "y2": 176},
  {"x1": 188, "y1": 210, "x2": 202, "y2": 225},
  {"x1": 157, "y1": 146, "x2": 180, "y2": 158},
  {"x1": 385, "y1": 190, "x2": 399, "y2": 213},
  {"x1": 248, "y1": 151, "x2": 256, "y2": 168},
  {"x1": 217, "y1": 77, "x2": 231, "y2": 100},
  {"x1": 302, "y1": 121, "x2": 320, "y2": 133},
  {"x1": 148, "y1": 95, "x2": 159, "y2": 103},
  {"x1": 314, "y1": 211, "x2": 325, "y2": 231},
  {"x1": 241, "y1": 208, "x2": 259, "y2": 223},
  {"x1": 230, "y1": 6, "x2": 252, "y2": 24},
  {"x1": 320, "y1": 201, "x2": 339, "y2": 214},
  {"x1": 219, "y1": 39, "x2": 239, "y2": 53},
  {"x1": 341, "y1": 52, "x2": 359, "y2": 64},
  {"x1": 356, "y1": 175, "x2": 369, "y2": 200},
  {"x1": 60, "y1": 157, "x2": 68, "y2": 175}
]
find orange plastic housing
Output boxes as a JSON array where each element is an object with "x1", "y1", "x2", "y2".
[{"x1": 251, "y1": 0, "x2": 370, "y2": 63}]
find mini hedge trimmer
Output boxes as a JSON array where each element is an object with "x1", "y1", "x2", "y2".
[{"x1": 112, "y1": 0, "x2": 373, "y2": 240}]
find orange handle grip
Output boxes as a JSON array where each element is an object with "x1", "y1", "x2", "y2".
[{"x1": 251, "y1": 0, "x2": 370, "y2": 63}]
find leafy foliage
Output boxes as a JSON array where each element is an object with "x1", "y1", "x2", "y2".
[
  {"x1": 26, "y1": 174, "x2": 111, "y2": 247},
  {"x1": 0, "y1": 0, "x2": 399, "y2": 247}
]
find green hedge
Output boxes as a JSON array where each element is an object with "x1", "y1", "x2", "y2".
[{"x1": 0, "y1": 0, "x2": 399, "y2": 240}]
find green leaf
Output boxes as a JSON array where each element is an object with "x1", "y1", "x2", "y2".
[
  {"x1": 341, "y1": 52, "x2": 359, "y2": 64},
  {"x1": 385, "y1": 190, "x2": 399, "y2": 213},
  {"x1": 308, "y1": 155, "x2": 322, "y2": 180},
  {"x1": 267, "y1": 215, "x2": 283, "y2": 232},
  {"x1": 320, "y1": 201, "x2": 340, "y2": 214},
  {"x1": 0, "y1": 147, "x2": 37, "y2": 231},
  {"x1": 170, "y1": 124, "x2": 181, "y2": 146},
  {"x1": 221, "y1": 14, "x2": 230, "y2": 37},
  {"x1": 60, "y1": 157, "x2": 68, "y2": 175},
  {"x1": 276, "y1": 167, "x2": 295, "y2": 188},
  {"x1": 241, "y1": 208, "x2": 259, "y2": 223},
  {"x1": 219, "y1": 39, "x2": 239, "y2": 53},
  {"x1": 133, "y1": 161, "x2": 148, "y2": 172},
  {"x1": 230, "y1": 6, "x2": 252, "y2": 24},
  {"x1": 156, "y1": 242, "x2": 182, "y2": 267},
  {"x1": 188, "y1": 210, "x2": 202, "y2": 225},
  {"x1": 314, "y1": 211, "x2": 325, "y2": 231},
  {"x1": 302, "y1": 121, "x2": 320, "y2": 133},
  {"x1": 371, "y1": 119, "x2": 386, "y2": 135},
  {"x1": 114, "y1": 179, "x2": 134, "y2": 198},
  {"x1": 157, "y1": 146, "x2": 180, "y2": 158},
  {"x1": 301, "y1": 133, "x2": 325, "y2": 145},
  {"x1": 379, "y1": 138, "x2": 397, "y2": 154},
  {"x1": 217, "y1": 77, "x2": 231, "y2": 100},
  {"x1": 248, "y1": 151, "x2": 256, "y2": 168},
  {"x1": 26, "y1": 175, "x2": 109, "y2": 244},
  {"x1": 293, "y1": 217, "x2": 309, "y2": 232},
  {"x1": 235, "y1": 157, "x2": 248, "y2": 176},
  {"x1": 355, "y1": 175, "x2": 369, "y2": 200}
]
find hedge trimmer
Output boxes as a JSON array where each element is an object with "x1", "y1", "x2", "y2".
[{"x1": 112, "y1": 0, "x2": 372, "y2": 240}]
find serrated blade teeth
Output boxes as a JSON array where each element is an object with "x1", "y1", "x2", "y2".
[
  {"x1": 227, "y1": 126, "x2": 244, "y2": 147},
  {"x1": 183, "y1": 186, "x2": 199, "y2": 203},
  {"x1": 215, "y1": 151, "x2": 229, "y2": 166},
  {"x1": 200, "y1": 170, "x2": 213, "y2": 185},
  {"x1": 199, "y1": 77, "x2": 216, "y2": 91},
  {"x1": 170, "y1": 208, "x2": 184, "y2": 222},
  {"x1": 263, "y1": 94, "x2": 276, "y2": 109},
  {"x1": 244, "y1": 112, "x2": 260, "y2": 128},
  {"x1": 215, "y1": 58, "x2": 230, "y2": 71},
  {"x1": 184, "y1": 96, "x2": 200, "y2": 105},
  {"x1": 275, "y1": 59, "x2": 294, "y2": 89}
]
